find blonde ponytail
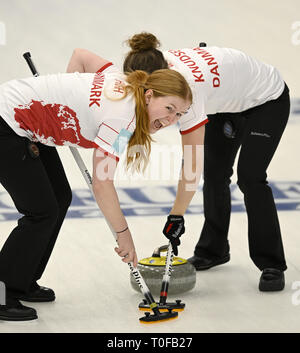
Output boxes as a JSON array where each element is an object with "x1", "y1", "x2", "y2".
[{"x1": 124, "y1": 70, "x2": 153, "y2": 173}]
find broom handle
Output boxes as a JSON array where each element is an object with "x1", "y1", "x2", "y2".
[{"x1": 159, "y1": 242, "x2": 174, "y2": 305}]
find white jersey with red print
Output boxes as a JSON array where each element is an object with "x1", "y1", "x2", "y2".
[
  {"x1": 164, "y1": 46, "x2": 285, "y2": 134},
  {"x1": 0, "y1": 63, "x2": 136, "y2": 161}
]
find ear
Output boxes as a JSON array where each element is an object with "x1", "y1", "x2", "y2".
[{"x1": 144, "y1": 89, "x2": 153, "y2": 105}]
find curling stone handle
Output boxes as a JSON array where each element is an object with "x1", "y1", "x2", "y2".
[{"x1": 152, "y1": 245, "x2": 169, "y2": 257}]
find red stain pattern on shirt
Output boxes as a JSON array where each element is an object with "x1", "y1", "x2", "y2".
[{"x1": 14, "y1": 100, "x2": 97, "y2": 148}]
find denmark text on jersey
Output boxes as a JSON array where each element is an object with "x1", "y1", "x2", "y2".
[
  {"x1": 89, "y1": 72, "x2": 105, "y2": 107},
  {"x1": 168, "y1": 47, "x2": 221, "y2": 87}
]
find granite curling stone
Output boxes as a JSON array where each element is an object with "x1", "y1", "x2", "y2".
[{"x1": 130, "y1": 245, "x2": 196, "y2": 295}]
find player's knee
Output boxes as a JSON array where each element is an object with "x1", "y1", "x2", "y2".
[
  {"x1": 41, "y1": 201, "x2": 60, "y2": 226},
  {"x1": 34, "y1": 198, "x2": 60, "y2": 228},
  {"x1": 59, "y1": 185, "x2": 72, "y2": 211},
  {"x1": 237, "y1": 174, "x2": 267, "y2": 194},
  {"x1": 203, "y1": 172, "x2": 232, "y2": 187},
  {"x1": 19, "y1": 200, "x2": 59, "y2": 229},
  {"x1": 204, "y1": 165, "x2": 234, "y2": 184}
]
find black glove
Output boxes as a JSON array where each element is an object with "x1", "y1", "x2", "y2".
[{"x1": 163, "y1": 215, "x2": 185, "y2": 256}]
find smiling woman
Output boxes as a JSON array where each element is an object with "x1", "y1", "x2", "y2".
[
  {"x1": 147, "y1": 96, "x2": 190, "y2": 133},
  {"x1": 124, "y1": 69, "x2": 192, "y2": 173},
  {"x1": 0, "y1": 47, "x2": 194, "y2": 321}
]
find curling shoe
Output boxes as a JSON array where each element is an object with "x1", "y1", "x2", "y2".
[
  {"x1": 0, "y1": 297, "x2": 37, "y2": 321},
  {"x1": 188, "y1": 253, "x2": 230, "y2": 271},
  {"x1": 14, "y1": 283, "x2": 55, "y2": 302},
  {"x1": 259, "y1": 268, "x2": 285, "y2": 292}
]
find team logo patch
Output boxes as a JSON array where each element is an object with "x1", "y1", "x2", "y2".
[{"x1": 14, "y1": 100, "x2": 97, "y2": 148}]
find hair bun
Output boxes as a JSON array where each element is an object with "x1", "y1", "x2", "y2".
[{"x1": 126, "y1": 32, "x2": 160, "y2": 52}]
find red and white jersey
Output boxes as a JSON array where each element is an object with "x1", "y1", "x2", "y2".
[
  {"x1": 164, "y1": 46, "x2": 285, "y2": 130},
  {"x1": 0, "y1": 64, "x2": 136, "y2": 161}
]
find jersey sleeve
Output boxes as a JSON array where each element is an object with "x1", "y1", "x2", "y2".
[
  {"x1": 96, "y1": 62, "x2": 120, "y2": 74},
  {"x1": 94, "y1": 117, "x2": 135, "y2": 161},
  {"x1": 179, "y1": 90, "x2": 208, "y2": 134}
]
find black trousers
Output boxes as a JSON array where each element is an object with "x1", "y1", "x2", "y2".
[
  {"x1": 194, "y1": 85, "x2": 290, "y2": 271},
  {"x1": 0, "y1": 117, "x2": 72, "y2": 294}
]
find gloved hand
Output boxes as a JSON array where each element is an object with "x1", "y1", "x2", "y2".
[{"x1": 163, "y1": 215, "x2": 185, "y2": 256}]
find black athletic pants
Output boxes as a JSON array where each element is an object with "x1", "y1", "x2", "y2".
[
  {"x1": 0, "y1": 116, "x2": 72, "y2": 294},
  {"x1": 194, "y1": 84, "x2": 290, "y2": 271}
]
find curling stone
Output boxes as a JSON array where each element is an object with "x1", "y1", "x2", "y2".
[{"x1": 130, "y1": 245, "x2": 196, "y2": 295}]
